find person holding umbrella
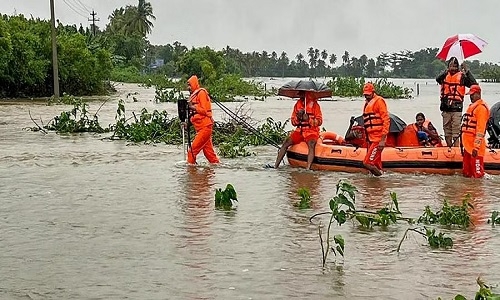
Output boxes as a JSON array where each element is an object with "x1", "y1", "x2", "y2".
[
  {"x1": 274, "y1": 91, "x2": 323, "y2": 170},
  {"x1": 436, "y1": 57, "x2": 477, "y2": 147},
  {"x1": 361, "y1": 82, "x2": 390, "y2": 176},
  {"x1": 461, "y1": 84, "x2": 490, "y2": 178}
]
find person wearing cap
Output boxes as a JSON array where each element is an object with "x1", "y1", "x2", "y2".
[
  {"x1": 436, "y1": 57, "x2": 477, "y2": 147},
  {"x1": 361, "y1": 82, "x2": 390, "y2": 176},
  {"x1": 461, "y1": 84, "x2": 490, "y2": 178},
  {"x1": 274, "y1": 91, "x2": 323, "y2": 170}
]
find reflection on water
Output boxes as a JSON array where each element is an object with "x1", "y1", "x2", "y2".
[
  {"x1": 284, "y1": 169, "x2": 322, "y2": 208},
  {"x1": 1, "y1": 81, "x2": 500, "y2": 299}
]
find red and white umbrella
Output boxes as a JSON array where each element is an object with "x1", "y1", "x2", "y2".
[{"x1": 436, "y1": 34, "x2": 487, "y2": 62}]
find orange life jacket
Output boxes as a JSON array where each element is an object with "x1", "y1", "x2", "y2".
[
  {"x1": 461, "y1": 99, "x2": 490, "y2": 156},
  {"x1": 441, "y1": 72, "x2": 465, "y2": 102},
  {"x1": 412, "y1": 120, "x2": 443, "y2": 147},
  {"x1": 362, "y1": 95, "x2": 390, "y2": 142},
  {"x1": 290, "y1": 98, "x2": 322, "y2": 131}
]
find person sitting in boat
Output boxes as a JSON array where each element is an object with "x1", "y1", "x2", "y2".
[
  {"x1": 397, "y1": 113, "x2": 443, "y2": 147},
  {"x1": 413, "y1": 112, "x2": 443, "y2": 147},
  {"x1": 274, "y1": 91, "x2": 323, "y2": 170}
]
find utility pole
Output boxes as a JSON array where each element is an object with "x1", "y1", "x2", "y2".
[
  {"x1": 88, "y1": 10, "x2": 99, "y2": 36},
  {"x1": 50, "y1": 0, "x2": 59, "y2": 100}
]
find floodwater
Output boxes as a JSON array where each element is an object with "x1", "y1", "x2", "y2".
[{"x1": 1, "y1": 79, "x2": 500, "y2": 299}]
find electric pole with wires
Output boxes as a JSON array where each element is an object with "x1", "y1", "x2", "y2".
[{"x1": 88, "y1": 10, "x2": 99, "y2": 35}]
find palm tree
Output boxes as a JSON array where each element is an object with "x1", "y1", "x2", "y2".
[
  {"x1": 342, "y1": 50, "x2": 350, "y2": 65},
  {"x1": 307, "y1": 47, "x2": 315, "y2": 69},
  {"x1": 127, "y1": 0, "x2": 156, "y2": 36},
  {"x1": 279, "y1": 51, "x2": 289, "y2": 77},
  {"x1": 329, "y1": 53, "x2": 337, "y2": 66},
  {"x1": 296, "y1": 53, "x2": 304, "y2": 63}
]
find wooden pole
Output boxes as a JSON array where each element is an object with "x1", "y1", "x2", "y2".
[{"x1": 50, "y1": 0, "x2": 60, "y2": 100}]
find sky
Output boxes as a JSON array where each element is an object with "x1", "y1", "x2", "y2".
[{"x1": 3, "y1": 0, "x2": 500, "y2": 63}]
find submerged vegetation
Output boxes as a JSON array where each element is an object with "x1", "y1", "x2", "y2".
[
  {"x1": 438, "y1": 277, "x2": 500, "y2": 300},
  {"x1": 310, "y1": 180, "x2": 482, "y2": 268},
  {"x1": 215, "y1": 184, "x2": 238, "y2": 210},
  {"x1": 295, "y1": 188, "x2": 312, "y2": 209},
  {"x1": 327, "y1": 77, "x2": 413, "y2": 99},
  {"x1": 27, "y1": 100, "x2": 288, "y2": 158}
]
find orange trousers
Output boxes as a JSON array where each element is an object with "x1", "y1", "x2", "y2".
[
  {"x1": 187, "y1": 126, "x2": 220, "y2": 164},
  {"x1": 462, "y1": 151, "x2": 484, "y2": 178}
]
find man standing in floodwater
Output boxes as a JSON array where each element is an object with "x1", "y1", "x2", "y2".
[
  {"x1": 436, "y1": 57, "x2": 477, "y2": 147},
  {"x1": 461, "y1": 84, "x2": 489, "y2": 178},
  {"x1": 361, "y1": 82, "x2": 390, "y2": 176}
]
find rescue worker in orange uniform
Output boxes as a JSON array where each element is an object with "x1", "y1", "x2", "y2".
[
  {"x1": 461, "y1": 84, "x2": 490, "y2": 178},
  {"x1": 274, "y1": 91, "x2": 323, "y2": 170},
  {"x1": 436, "y1": 57, "x2": 477, "y2": 147},
  {"x1": 362, "y1": 82, "x2": 390, "y2": 176},
  {"x1": 185, "y1": 75, "x2": 220, "y2": 164},
  {"x1": 413, "y1": 112, "x2": 443, "y2": 147}
]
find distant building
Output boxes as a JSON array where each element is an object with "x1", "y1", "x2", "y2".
[{"x1": 149, "y1": 59, "x2": 165, "y2": 69}]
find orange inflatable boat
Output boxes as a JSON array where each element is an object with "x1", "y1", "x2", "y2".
[{"x1": 286, "y1": 131, "x2": 500, "y2": 175}]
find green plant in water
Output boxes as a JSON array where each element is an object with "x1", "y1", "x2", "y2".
[
  {"x1": 44, "y1": 100, "x2": 108, "y2": 133},
  {"x1": 47, "y1": 93, "x2": 83, "y2": 106},
  {"x1": 326, "y1": 76, "x2": 413, "y2": 99},
  {"x1": 397, "y1": 227, "x2": 453, "y2": 252},
  {"x1": 437, "y1": 277, "x2": 500, "y2": 300},
  {"x1": 294, "y1": 188, "x2": 312, "y2": 209},
  {"x1": 215, "y1": 184, "x2": 238, "y2": 210},
  {"x1": 417, "y1": 195, "x2": 473, "y2": 228},
  {"x1": 354, "y1": 191, "x2": 409, "y2": 229},
  {"x1": 488, "y1": 211, "x2": 500, "y2": 226},
  {"x1": 218, "y1": 142, "x2": 253, "y2": 158},
  {"x1": 316, "y1": 180, "x2": 356, "y2": 267}
]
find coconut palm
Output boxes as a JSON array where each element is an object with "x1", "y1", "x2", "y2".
[{"x1": 126, "y1": 0, "x2": 156, "y2": 36}]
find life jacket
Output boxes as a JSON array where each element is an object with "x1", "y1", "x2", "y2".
[
  {"x1": 441, "y1": 72, "x2": 465, "y2": 102},
  {"x1": 440, "y1": 72, "x2": 465, "y2": 112},
  {"x1": 412, "y1": 120, "x2": 443, "y2": 147},
  {"x1": 362, "y1": 95, "x2": 388, "y2": 140},
  {"x1": 462, "y1": 103, "x2": 488, "y2": 135},
  {"x1": 291, "y1": 99, "x2": 322, "y2": 130},
  {"x1": 461, "y1": 99, "x2": 490, "y2": 155}
]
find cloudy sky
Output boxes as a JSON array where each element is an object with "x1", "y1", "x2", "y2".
[{"x1": 3, "y1": 0, "x2": 499, "y2": 63}]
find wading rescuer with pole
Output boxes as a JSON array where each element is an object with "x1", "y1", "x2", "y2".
[{"x1": 181, "y1": 75, "x2": 220, "y2": 165}]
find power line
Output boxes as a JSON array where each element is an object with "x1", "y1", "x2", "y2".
[
  {"x1": 73, "y1": 0, "x2": 91, "y2": 14},
  {"x1": 61, "y1": 0, "x2": 88, "y2": 18}
]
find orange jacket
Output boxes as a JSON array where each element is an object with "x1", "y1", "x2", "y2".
[
  {"x1": 188, "y1": 75, "x2": 214, "y2": 131},
  {"x1": 412, "y1": 120, "x2": 442, "y2": 146},
  {"x1": 362, "y1": 94, "x2": 390, "y2": 143},
  {"x1": 441, "y1": 72, "x2": 465, "y2": 102},
  {"x1": 290, "y1": 97, "x2": 323, "y2": 132},
  {"x1": 461, "y1": 99, "x2": 490, "y2": 156}
]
